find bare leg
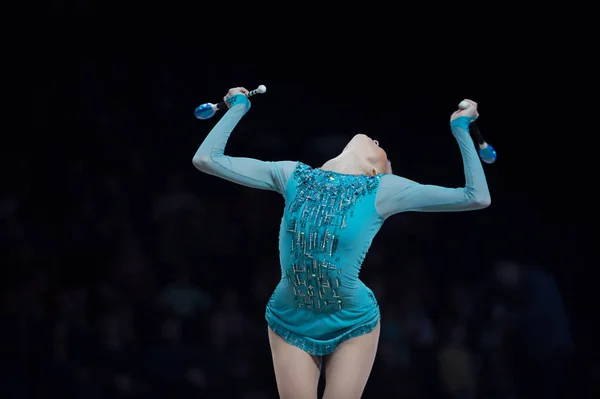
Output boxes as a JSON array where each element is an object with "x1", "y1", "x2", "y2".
[
  {"x1": 268, "y1": 327, "x2": 322, "y2": 399},
  {"x1": 322, "y1": 320, "x2": 380, "y2": 399}
]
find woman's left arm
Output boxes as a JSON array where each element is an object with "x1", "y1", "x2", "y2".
[{"x1": 375, "y1": 105, "x2": 491, "y2": 218}]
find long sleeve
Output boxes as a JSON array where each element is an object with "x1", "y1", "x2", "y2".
[
  {"x1": 192, "y1": 95, "x2": 298, "y2": 195},
  {"x1": 375, "y1": 116, "x2": 491, "y2": 218}
]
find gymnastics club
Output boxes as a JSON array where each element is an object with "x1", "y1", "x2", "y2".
[
  {"x1": 194, "y1": 85, "x2": 267, "y2": 120},
  {"x1": 458, "y1": 100, "x2": 497, "y2": 164}
]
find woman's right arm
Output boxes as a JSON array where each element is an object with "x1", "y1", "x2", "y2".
[{"x1": 192, "y1": 89, "x2": 297, "y2": 195}]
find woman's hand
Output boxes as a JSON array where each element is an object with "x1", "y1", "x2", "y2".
[
  {"x1": 224, "y1": 87, "x2": 249, "y2": 108},
  {"x1": 450, "y1": 99, "x2": 479, "y2": 122}
]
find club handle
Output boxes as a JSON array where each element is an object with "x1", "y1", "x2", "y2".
[{"x1": 470, "y1": 122, "x2": 485, "y2": 146}]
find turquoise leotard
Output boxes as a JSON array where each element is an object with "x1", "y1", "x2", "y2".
[{"x1": 193, "y1": 95, "x2": 490, "y2": 355}]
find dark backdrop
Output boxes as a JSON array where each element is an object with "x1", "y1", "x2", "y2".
[{"x1": 2, "y1": 26, "x2": 592, "y2": 398}]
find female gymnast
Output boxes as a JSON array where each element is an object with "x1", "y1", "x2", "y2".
[{"x1": 193, "y1": 87, "x2": 491, "y2": 399}]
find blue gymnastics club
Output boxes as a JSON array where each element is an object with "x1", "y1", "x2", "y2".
[{"x1": 194, "y1": 85, "x2": 267, "y2": 120}]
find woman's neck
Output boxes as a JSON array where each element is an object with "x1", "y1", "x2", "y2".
[{"x1": 320, "y1": 152, "x2": 374, "y2": 176}]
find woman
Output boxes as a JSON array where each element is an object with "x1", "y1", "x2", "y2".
[{"x1": 193, "y1": 87, "x2": 490, "y2": 398}]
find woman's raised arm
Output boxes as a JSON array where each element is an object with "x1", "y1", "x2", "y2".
[
  {"x1": 375, "y1": 99, "x2": 491, "y2": 218},
  {"x1": 193, "y1": 89, "x2": 297, "y2": 195}
]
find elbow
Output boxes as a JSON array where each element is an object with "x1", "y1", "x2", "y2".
[
  {"x1": 471, "y1": 192, "x2": 491, "y2": 209},
  {"x1": 464, "y1": 186, "x2": 491, "y2": 210},
  {"x1": 192, "y1": 154, "x2": 212, "y2": 173}
]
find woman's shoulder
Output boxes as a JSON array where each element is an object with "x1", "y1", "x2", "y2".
[{"x1": 290, "y1": 161, "x2": 314, "y2": 179}]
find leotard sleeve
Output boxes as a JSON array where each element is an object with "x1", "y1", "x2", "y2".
[
  {"x1": 375, "y1": 116, "x2": 491, "y2": 218},
  {"x1": 192, "y1": 94, "x2": 298, "y2": 195}
]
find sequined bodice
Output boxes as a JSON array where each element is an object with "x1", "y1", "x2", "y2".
[{"x1": 278, "y1": 163, "x2": 383, "y2": 313}]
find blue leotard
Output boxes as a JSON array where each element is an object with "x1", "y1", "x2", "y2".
[{"x1": 193, "y1": 95, "x2": 490, "y2": 355}]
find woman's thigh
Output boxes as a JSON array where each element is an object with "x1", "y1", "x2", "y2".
[
  {"x1": 322, "y1": 320, "x2": 380, "y2": 399},
  {"x1": 268, "y1": 327, "x2": 322, "y2": 399}
]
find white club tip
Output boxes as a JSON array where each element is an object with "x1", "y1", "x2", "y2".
[
  {"x1": 458, "y1": 100, "x2": 470, "y2": 110},
  {"x1": 256, "y1": 85, "x2": 267, "y2": 94}
]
